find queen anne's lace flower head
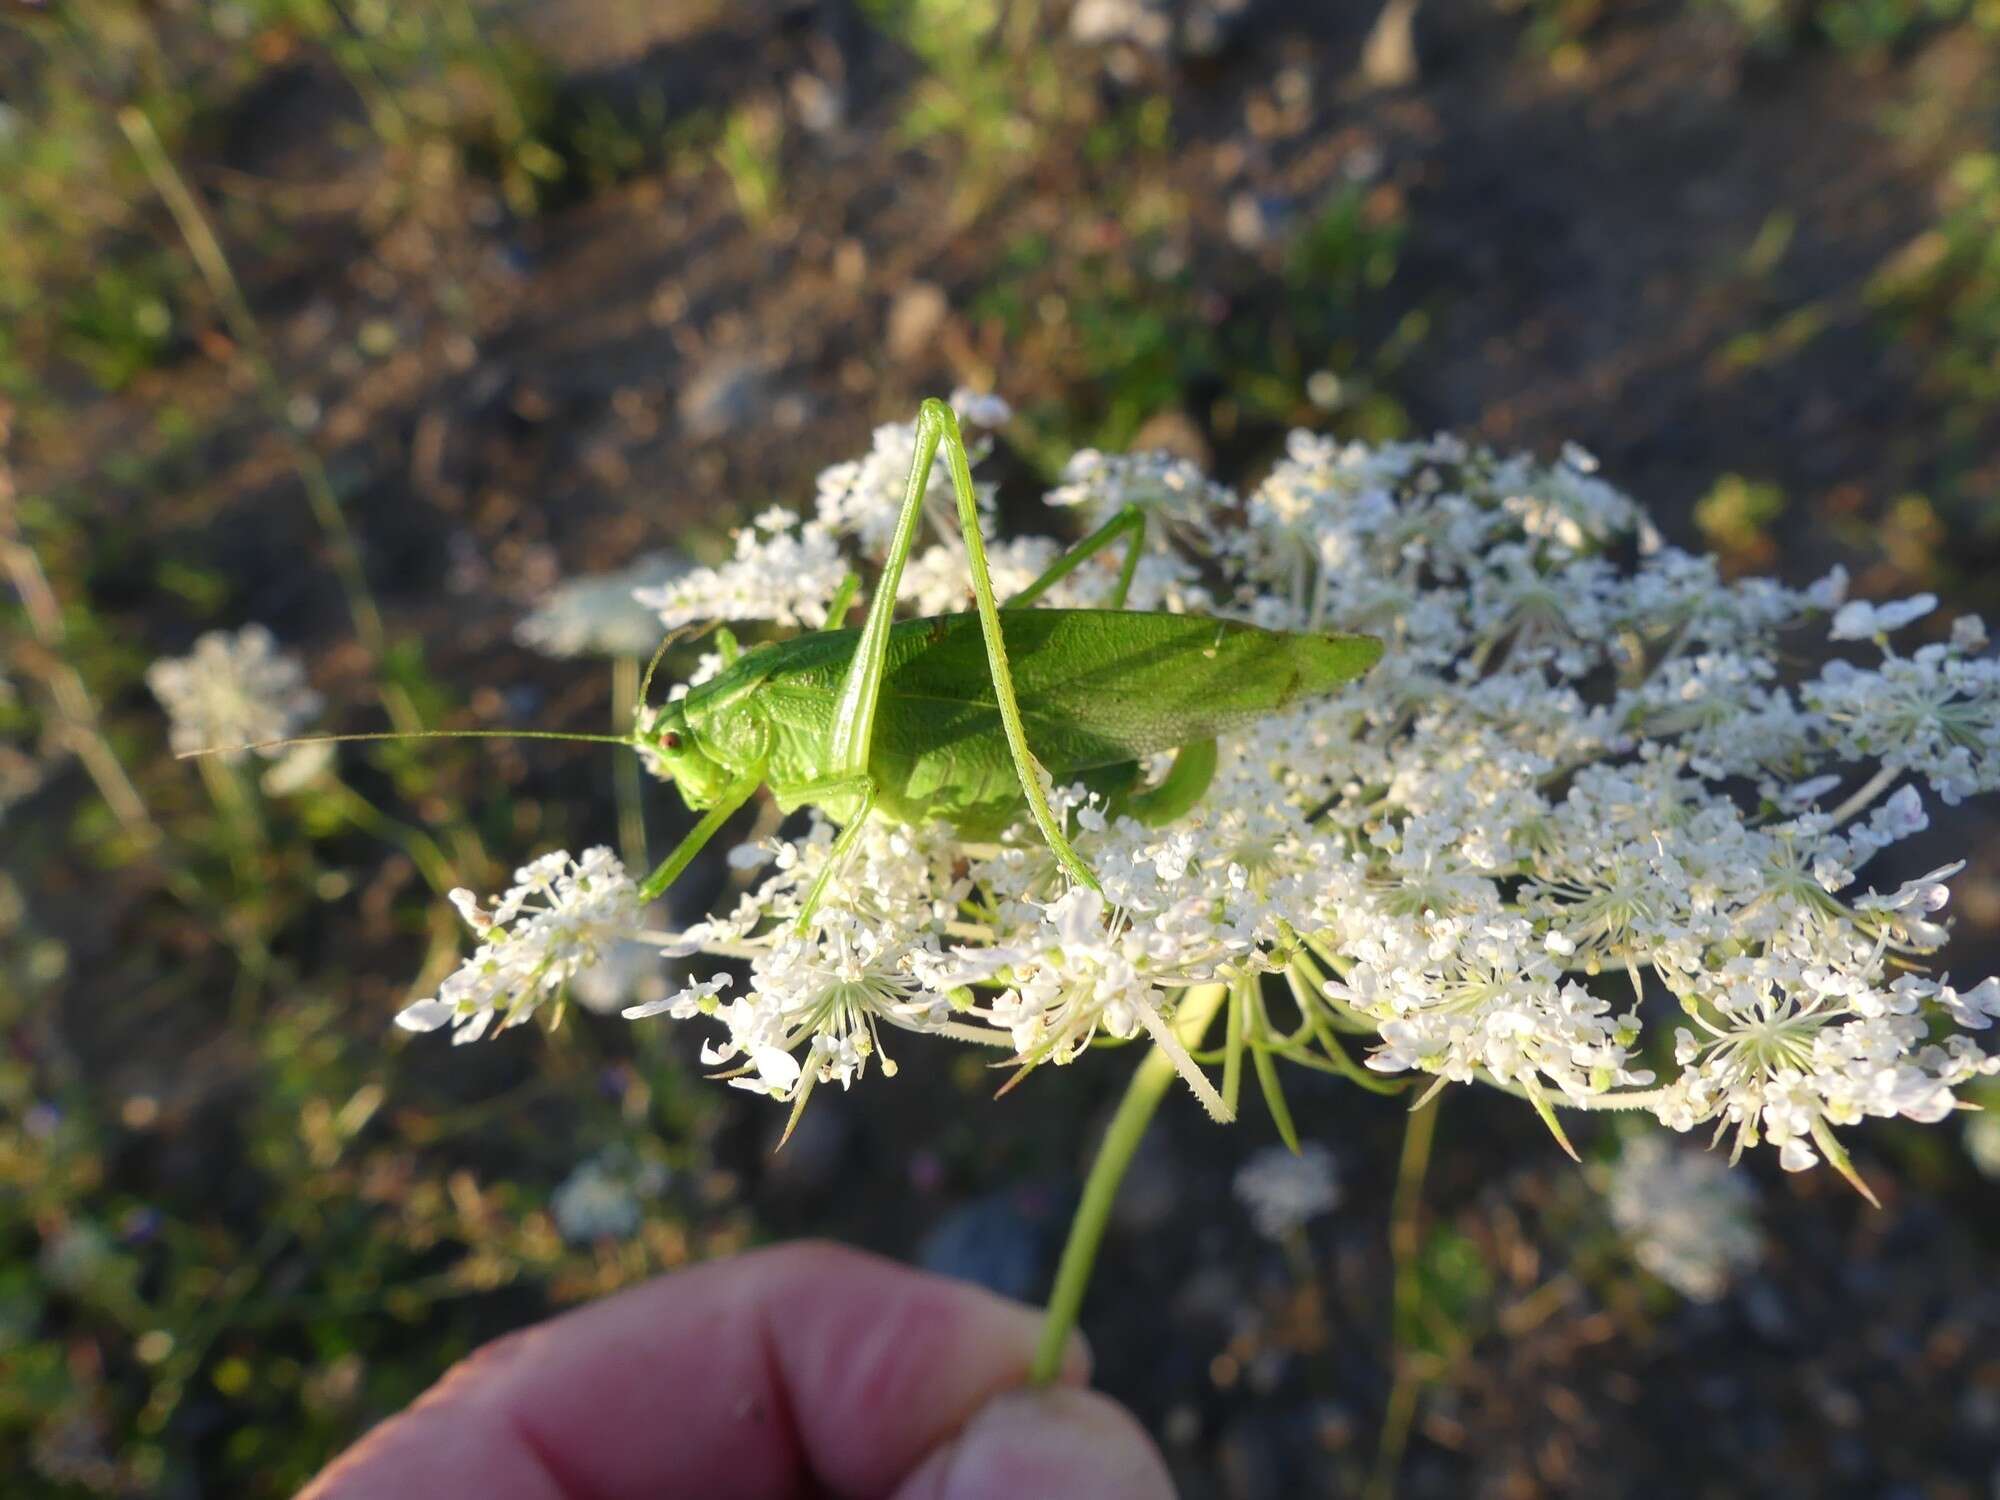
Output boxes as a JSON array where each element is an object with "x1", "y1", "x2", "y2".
[
  {"x1": 405, "y1": 418, "x2": 2000, "y2": 1191},
  {"x1": 147, "y1": 625, "x2": 322, "y2": 761},
  {"x1": 397, "y1": 848, "x2": 640, "y2": 1043}
]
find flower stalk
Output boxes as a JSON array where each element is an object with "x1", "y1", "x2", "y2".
[{"x1": 1031, "y1": 981, "x2": 1229, "y2": 1384}]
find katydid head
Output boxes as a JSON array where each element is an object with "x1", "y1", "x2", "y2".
[{"x1": 634, "y1": 699, "x2": 733, "y2": 808}]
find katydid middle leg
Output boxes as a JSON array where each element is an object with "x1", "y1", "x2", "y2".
[
  {"x1": 1005, "y1": 502, "x2": 1217, "y2": 826},
  {"x1": 782, "y1": 774, "x2": 877, "y2": 931},
  {"x1": 1005, "y1": 503, "x2": 1148, "y2": 609}
]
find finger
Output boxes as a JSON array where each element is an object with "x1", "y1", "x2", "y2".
[
  {"x1": 889, "y1": 1387, "x2": 1176, "y2": 1500},
  {"x1": 301, "y1": 1240, "x2": 1090, "y2": 1500}
]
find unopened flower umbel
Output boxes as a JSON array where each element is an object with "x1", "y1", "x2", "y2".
[{"x1": 400, "y1": 409, "x2": 2000, "y2": 1191}]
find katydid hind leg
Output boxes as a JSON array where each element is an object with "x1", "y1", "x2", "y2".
[
  {"x1": 1122, "y1": 738, "x2": 1219, "y2": 827},
  {"x1": 930, "y1": 401, "x2": 1107, "y2": 894},
  {"x1": 824, "y1": 410, "x2": 948, "y2": 779},
  {"x1": 821, "y1": 397, "x2": 1107, "y2": 894}
]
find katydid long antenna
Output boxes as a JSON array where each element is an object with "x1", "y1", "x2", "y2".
[
  {"x1": 174, "y1": 727, "x2": 640, "y2": 761},
  {"x1": 638, "y1": 621, "x2": 714, "y2": 711},
  {"x1": 177, "y1": 621, "x2": 718, "y2": 761}
]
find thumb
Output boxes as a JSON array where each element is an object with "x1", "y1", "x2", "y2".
[{"x1": 891, "y1": 1386, "x2": 1175, "y2": 1500}]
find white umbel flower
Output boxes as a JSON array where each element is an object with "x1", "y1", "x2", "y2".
[
  {"x1": 404, "y1": 417, "x2": 2000, "y2": 1188},
  {"x1": 636, "y1": 514, "x2": 848, "y2": 632},
  {"x1": 147, "y1": 625, "x2": 321, "y2": 761}
]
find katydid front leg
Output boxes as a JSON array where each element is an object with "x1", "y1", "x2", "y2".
[
  {"x1": 822, "y1": 398, "x2": 1106, "y2": 899},
  {"x1": 637, "y1": 763, "x2": 766, "y2": 904}
]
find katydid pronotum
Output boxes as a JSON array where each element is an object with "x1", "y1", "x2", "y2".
[{"x1": 189, "y1": 398, "x2": 1383, "y2": 929}]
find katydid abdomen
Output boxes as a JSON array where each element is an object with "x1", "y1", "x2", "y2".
[{"x1": 649, "y1": 609, "x2": 1382, "y2": 837}]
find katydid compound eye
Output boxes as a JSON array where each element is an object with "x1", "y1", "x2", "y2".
[{"x1": 663, "y1": 731, "x2": 683, "y2": 750}]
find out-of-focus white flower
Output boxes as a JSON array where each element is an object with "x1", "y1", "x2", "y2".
[
  {"x1": 517, "y1": 553, "x2": 687, "y2": 658},
  {"x1": 950, "y1": 387, "x2": 1012, "y2": 429},
  {"x1": 147, "y1": 625, "x2": 321, "y2": 762},
  {"x1": 1603, "y1": 1135, "x2": 1762, "y2": 1301},
  {"x1": 261, "y1": 741, "x2": 336, "y2": 797},
  {"x1": 1963, "y1": 1109, "x2": 2000, "y2": 1179},
  {"x1": 550, "y1": 1150, "x2": 669, "y2": 1244},
  {"x1": 1829, "y1": 593, "x2": 1938, "y2": 641},
  {"x1": 1070, "y1": 0, "x2": 1172, "y2": 47},
  {"x1": 569, "y1": 933, "x2": 671, "y2": 1016},
  {"x1": 551, "y1": 1161, "x2": 640, "y2": 1243},
  {"x1": 396, "y1": 848, "x2": 640, "y2": 1043},
  {"x1": 37, "y1": 1221, "x2": 113, "y2": 1293},
  {"x1": 1233, "y1": 1144, "x2": 1341, "y2": 1240}
]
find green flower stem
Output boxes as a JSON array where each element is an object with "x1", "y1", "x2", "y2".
[
  {"x1": 1367, "y1": 1093, "x2": 1443, "y2": 1500},
  {"x1": 196, "y1": 753, "x2": 264, "y2": 857},
  {"x1": 323, "y1": 777, "x2": 458, "y2": 898},
  {"x1": 1031, "y1": 980, "x2": 1229, "y2": 1385},
  {"x1": 113, "y1": 99, "x2": 392, "y2": 691}
]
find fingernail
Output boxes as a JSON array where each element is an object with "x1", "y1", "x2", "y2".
[{"x1": 895, "y1": 1387, "x2": 1175, "y2": 1500}]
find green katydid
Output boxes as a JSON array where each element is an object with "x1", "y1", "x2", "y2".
[
  {"x1": 186, "y1": 398, "x2": 1383, "y2": 923},
  {"x1": 626, "y1": 398, "x2": 1382, "y2": 922}
]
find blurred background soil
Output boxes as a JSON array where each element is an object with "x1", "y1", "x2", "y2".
[{"x1": 2, "y1": 1, "x2": 1999, "y2": 1495}]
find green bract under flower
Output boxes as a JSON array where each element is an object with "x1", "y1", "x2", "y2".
[{"x1": 399, "y1": 410, "x2": 2000, "y2": 1184}]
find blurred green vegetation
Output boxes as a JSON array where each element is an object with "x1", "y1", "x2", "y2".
[
  {"x1": 1870, "y1": 151, "x2": 2000, "y2": 414},
  {"x1": 1518, "y1": 0, "x2": 2000, "y2": 57}
]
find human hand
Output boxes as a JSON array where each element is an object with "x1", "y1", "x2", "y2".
[{"x1": 299, "y1": 1240, "x2": 1174, "y2": 1499}]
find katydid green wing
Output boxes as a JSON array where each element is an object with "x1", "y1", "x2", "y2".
[{"x1": 685, "y1": 610, "x2": 1381, "y2": 827}]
